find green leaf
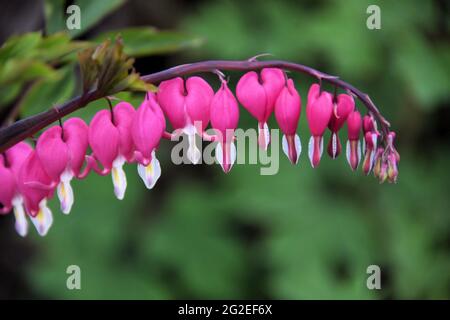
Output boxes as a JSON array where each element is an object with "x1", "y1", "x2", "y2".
[
  {"x1": 20, "y1": 66, "x2": 76, "y2": 118},
  {"x1": 45, "y1": 0, "x2": 126, "y2": 38},
  {"x1": 0, "y1": 32, "x2": 42, "y2": 62},
  {"x1": 44, "y1": 0, "x2": 66, "y2": 35},
  {"x1": 0, "y1": 59, "x2": 57, "y2": 85},
  {"x1": 94, "y1": 27, "x2": 204, "y2": 57}
]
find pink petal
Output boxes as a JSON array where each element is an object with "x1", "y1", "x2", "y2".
[
  {"x1": 131, "y1": 96, "x2": 165, "y2": 163},
  {"x1": 18, "y1": 151, "x2": 54, "y2": 216},
  {"x1": 157, "y1": 77, "x2": 187, "y2": 129},
  {"x1": 236, "y1": 71, "x2": 267, "y2": 122},
  {"x1": 328, "y1": 93, "x2": 354, "y2": 132},
  {"x1": 306, "y1": 84, "x2": 333, "y2": 136},
  {"x1": 89, "y1": 110, "x2": 120, "y2": 170},
  {"x1": 36, "y1": 126, "x2": 69, "y2": 181},
  {"x1": 274, "y1": 79, "x2": 301, "y2": 136},
  {"x1": 113, "y1": 102, "x2": 136, "y2": 161},
  {"x1": 210, "y1": 82, "x2": 239, "y2": 144},
  {"x1": 347, "y1": 110, "x2": 362, "y2": 141},
  {"x1": 185, "y1": 76, "x2": 214, "y2": 132},
  {"x1": 0, "y1": 155, "x2": 15, "y2": 210},
  {"x1": 260, "y1": 68, "x2": 285, "y2": 120},
  {"x1": 5, "y1": 142, "x2": 33, "y2": 176},
  {"x1": 63, "y1": 117, "x2": 89, "y2": 177}
]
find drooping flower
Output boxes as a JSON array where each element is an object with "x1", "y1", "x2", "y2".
[
  {"x1": 157, "y1": 76, "x2": 214, "y2": 164},
  {"x1": 306, "y1": 84, "x2": 333, "y2": 167},
  {"x1": 274, "y1": 78, "x2": 301, "y2": 164},
  {"x1": 210, "y1": 80, "x2": 239, "y2": 173},
  {"x1": 18, "y1": 150, "x2": 55, "y2": 236},
  {"x1": 346, "y1": 110, "x2": 362, "y2": 171},
  {"x1": 362, "y1": 131, "x2": 377, "y2": 175},
  {"x1": 327, "y1": 93, "x2": 354, "y2": 159},
  {"x1": 131, "y1": 93, "x2": 166, "y2": 189},
  {"x1": 236, "y1": 68, "x2": 285, "y2": 150},
  {"x1": 36, "y1": 118, "x2": 88, "y2": 214},
  {"x1": 88, "y1": 102, "x2": 135, "y2": 199},
  {"x1": 0, "y1": 142, "x2": 32, "y2": 236}
]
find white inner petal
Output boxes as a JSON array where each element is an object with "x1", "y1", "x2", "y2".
[
  {"x1": 258, "y1": 122, "x2": 270, "y2": 150},
  {"x1": 308, "y1": 136, "x2": 314, "y2": 167},
  {"x1": 30, "y1": 199, "x2": 53, "y2": 236},
  {"x1": 57, "y1": 170, "x2": 74, "y2": 214},
  {"x1": 186, "y1": 130, "x2": 201, "y2": 165},
  {"x1": 282, "y1": 135, "x2": 289, "y2": 160},
  {"x1": 12, "y1": 196, "x2": 28, "y2": 237},
  {"x1": 112, "y1": 155, "x2": 127, "y2": 200},
  {"x1": 332, "y1": 133, "x2": 337, "y2": 158},
  {"x1": 294, "y1": 134, "x2": 302, "y2": 164},
  {"x1": 357, "y1": 140, "x2": 362, "y2": 165},
  {"x1": 137, "y1": 151, "x2": 161, "y2": 190},
  {"x1": 346, "y1": 140, "x2": 351, "y2": 167}
]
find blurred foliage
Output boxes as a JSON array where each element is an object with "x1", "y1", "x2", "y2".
[{"x1": 0, "y1": 0, "x2": 448, "y2": 299}]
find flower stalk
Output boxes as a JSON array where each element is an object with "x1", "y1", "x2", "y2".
[{"x1": 0, "y1": 59, "x2": 390, "y2": 153}]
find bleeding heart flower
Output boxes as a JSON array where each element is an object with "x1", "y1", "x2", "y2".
[
  {"x1": 36, "y1": 118, "x2": 88, "y2": 214},
  {"x1": 157, "y1": 77, "x2": 214, "y2": 164},
  {"x1": 0, "y1": 142, "x2": 32, "y2": 236},
  {"x1": 327, "y1": 93, "x2": 354, "y2": 159},
  {"x1": 274, "y1": 78, "x2": 302, "y2": 164},
  {"x1": 88, "y1": 102, "x2": 136, "y2": 200},
  {"x1": 362, "y1": 131, "x2": 377, "y2": 175},
  {"x1": 306, "y1": 84, "x2": 333, "y2": 167},
  {"x1": 236, "y1": 68, "x2": 285, "y2": 150},
  {"x1": 18, "y1": 150, "x2": 54, "y2": 236},
  {"x1": 131, "y1": 93, "x2": 165, "y2": 189},
  {"x1": 210, "y1": 80, "x2": 239, "y2": 173},
  {"x1": 346, "y1": 110, "x2": 362, "y2": 171}
]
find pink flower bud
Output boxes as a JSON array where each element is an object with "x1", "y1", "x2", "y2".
[
  {"x1": 211, "y1": 81, "x2": 239, "y2": 173},
  {"x1": 387, "y1": 153, "x2": 398, "y2": 183},
  {"x1": 274, "y1": 78, "x2": 301, "y2": 164},
  {"x1": 236, "y1": 68, "x2": 284, "y2": 150},
  {"x1": 373, "y1": 147, "x2": 384, "y2": 179},
  {"x1": 327, "y1": 93, "x2": 354, "y2": 159},
  {"x1": 306, "y1": 84, "x2": 333, "y2": 167},
  {"x1": 346, "y1": 110, "x2": 362, "y2": 171},
  {"x1": 0, "y1": 154, "x2": 16, "y2": 214}
]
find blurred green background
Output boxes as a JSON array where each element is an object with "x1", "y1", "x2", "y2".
[{"x1": 0, "y1": 0, "x2": 449, "y2": 299}]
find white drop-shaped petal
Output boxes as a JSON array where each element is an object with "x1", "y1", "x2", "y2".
[
  {"x1": 12, "y1": 196, "x2": 28, "y2": 237},
  {"x1": 346, "y1": 140, "x2": 351, "y2": 167},
  {"x1": 331, "y1": 132, "x2": 338, "y2": 158},
  {"x1": 282, "y1": 135, "x2": 289, "y2": 160},
  {"x1": 57, "y1": 170, "x2": 74, "y2": 214},
  {"x1": 186, "y1": 131, "x2": 201, "y2": 165},
  {"x1": 137, "y1": 151, "x2": 161, "y2": 190},
  {"x1": 111, "y1": 155, "x2": 127, "y2": 200},
  {"x1": 308, "y1": 136, "x2": 314, "y2": 167},
  {"x1": 258, "y1": 122, "x2": 270, "y2": 150},
  {"x1": 30, "y1": 199, "x2": 53, "y2": 236},
  {"x1": 215, "y1": 142, "x2": 236, "y2": 172},
  {"x1": 357, "y1": 140, "x2": 361, "y2": 164},
  {"x1": 282, "y1": 134, "x2": 301, "y2": 164}
]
